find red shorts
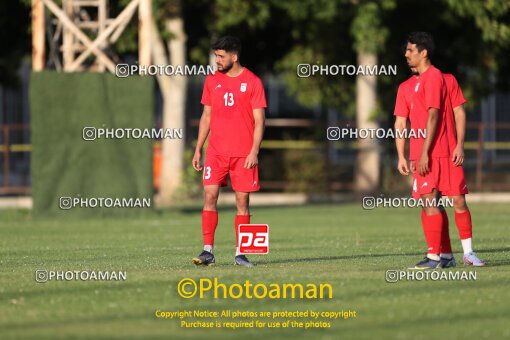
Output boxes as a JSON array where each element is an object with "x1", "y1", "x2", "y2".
[
  {"x1": 441, "y1": 161, "x2": 469, "y2": 196},
  {"x1": 411, "y1": 157, "x2": 451, "y2": 199},
  {"x1": 203, "y1": 154, "x2": 260, "y2": 192}
]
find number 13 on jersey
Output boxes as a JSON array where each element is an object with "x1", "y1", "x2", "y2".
[
  {"x1": 223, "y1": 92, "x2": 234, "y2": 106},
  {"x1": 203, "y1": 166, "x2": 212, "y2": 180}
]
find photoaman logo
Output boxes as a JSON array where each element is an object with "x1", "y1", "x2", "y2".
[
  {"x1": 238, "y1": 224, "x2": 269, "y2": 254},
  {"x1": 177, "y1": 278, "x2": 333, "y2": 299}
]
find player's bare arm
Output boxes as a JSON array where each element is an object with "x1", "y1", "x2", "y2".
[
  {"x1": 452, "y1": 104, "x2": 466, "y2": 166},
  {"x1": 193, "y1": 105, "x2": 212, "y2": 171},
  {"x1": 418, "y1": 107, "x2": 439, "y2": 176},
  {"x1": 244, "y1": 108, "x2": 265, "y2": 169},
  {"x1": 394, "y1": 116, "x2": 409, "y2": 175}
]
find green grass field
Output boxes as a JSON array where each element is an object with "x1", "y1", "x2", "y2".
[{"x1": 1, "y1": 203, "x2": 509, "y2": 339}]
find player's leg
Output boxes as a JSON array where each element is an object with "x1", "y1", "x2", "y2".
[
  {"x1": 235, "y1": 191, "x2": 250, "y2": 253},
  {"x1": 412, "y1": 191, "x2": 443, "y2": 269},
  {"x1": 203, "y1": 185, "x2": 220, "y2": 252},
  {"x1": 193, "y1": 154, "x2": 229, "y2": 266},
  {"x1": 192, "y1": 185, "x2": 220, "y2": 266},
  {"x1": 230, "y1": 157, "x2": 260, "y2": 267},
  {"x1": 410, "y1": 159, "x2": 444, "y2": 269},
  {"x1": 233, "y1": 191, "x2": 254, "y2": 267},
  {"x1": 446, "y1": 161, "x2": 485, "y2": 265},
  {"x1": 437, "y1": 202, "x2": 456, "y2": 268},
  {"x1": 450, "y1": 194, "x2": 485, "y2": 266}
]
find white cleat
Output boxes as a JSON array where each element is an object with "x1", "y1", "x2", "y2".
[{"x1": 463, "y1": 252, "x2": 486, "y2": 267}]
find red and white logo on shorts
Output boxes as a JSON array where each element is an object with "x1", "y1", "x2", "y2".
[{"x1": 238, "y1": 224, "x2": 269, "y2": 254}]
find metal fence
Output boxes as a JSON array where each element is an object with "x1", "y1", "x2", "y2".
[
  {"x1": 2, "y1": 69, "x2": 510, "y2": 194},
  {"x1": 3, "y1": 120, "x2": 510, "y2": 194}
]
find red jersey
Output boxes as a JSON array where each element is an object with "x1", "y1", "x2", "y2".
[
  {"x1": 394, "y1": 76, "x2": 417, "y2": 118},
  {"x1": 201, "y1": 68, "x2": 267, "y2": 157},
  {"x1": 394, "y1": 66, "x2": 450, "y2": 160},
  {"x1": 443, "y1": 74, "x2": 467, "y2": 151}
]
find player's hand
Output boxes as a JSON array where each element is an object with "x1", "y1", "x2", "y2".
[
  {"x1": 244, "y1": 152, "x2": 258, "y2": 169},
  {"x1": 410, "y1": 160, "x2": 416, "y2": 174},
  {"x1": 418, "y1": 152, "x2": 430, "y2": 176},
  {"x1": 192, "y1": 150, "x2": 203, "y2": 171},
  {"x1": 452, "y1": 146, "x2": 464, "y2": 166},
  {"x1": 397, "y1": 158, "x2": 409, "y2": 176}
]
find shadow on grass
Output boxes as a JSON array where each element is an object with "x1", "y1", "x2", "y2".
[
  {"x1": 256, "y1": 247, "x2": 510, "y2": 266},
  {"x1": 477, "y1": 247, "x2": 510, "y2": 254},
  {"x1": 256, "y1": 252, "x2": 423, "y2": 265}
]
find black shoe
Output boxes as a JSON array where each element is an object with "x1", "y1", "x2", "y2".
[
  {"x1": 409, "y1": 256, "x2": 441, "y2": 270},
  {"x1": 439, "y1": 256, "x2": 456, "y2": 268},
  {"x1": 234, "y1": 255, "x2": 254, "y2": 267},
  {"x1": 192, "y1": 250, "x2": 215, "y2": 266}
]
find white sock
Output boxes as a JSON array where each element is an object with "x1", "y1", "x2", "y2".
[
  {"x1": 235, "y1": 247, "x2": 242, "y2": 256},
  {"x1": 440, "y1": 253, "x2": 453, "y2": 259},
  {"x1": 204, "y1": 245, "x2": 213, "y2": 253},
  {"x1": 427, "y1": 254, "x2": 440, "y2": 261},
  {"x1": 461, "y1": 238, "x2": 473, "y2": 254}
]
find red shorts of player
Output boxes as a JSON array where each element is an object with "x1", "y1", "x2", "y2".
[
  {"x1": 441, "y1": 161, "x2": 469, "y2": 196},
  {"x1": 411, "y1": 157, "x2": 451, "y2": 199},
  {"x1": 202, "y1": 154, "x2": 260, "y2": 192}
]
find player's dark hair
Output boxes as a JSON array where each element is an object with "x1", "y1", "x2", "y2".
[
  {"x1": 407, "y1": 32, "x2": 435, "y2": 59},
  {"x1": 212, "y1": 36, "x2": 242, "y2": 56}
]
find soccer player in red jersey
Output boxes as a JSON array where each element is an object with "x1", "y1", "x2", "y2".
[
  {"x1": 191, "y1": 36, "x2": 267, "y2": 267},
  {"x1": 395, "y1": 70, "x2": 485, "y2": 267},
  {"x1": 437, "y1": 74, "x2": 485, "y2": 266},
  {"x1": 394, "y1": 32, "x2": 451, "y2": 269}
]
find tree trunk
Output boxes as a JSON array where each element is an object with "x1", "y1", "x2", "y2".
[
  {"x1": 32, "y1": 0, "x2": 45, "y2": 71},
  {"x1": 355, "y1": 51, "x2": 379, "y2": 192},
  {"x1": 152, "y1": 18, "x2": 187, "y2": 207}
]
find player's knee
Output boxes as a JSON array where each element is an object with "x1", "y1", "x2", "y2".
[
  {"x1": 204, "y1": 191, "x2": 219, "y2": 209},
  {"x1": 236, "y1": 205, "x2": 250, "y2": 215},
  {"x1": 236, "y1": 197, "x2": 248, "y2": 208},
  {"x1": 423, "y1": 206, "x2": 440, "y2": 216},
  {"x1": 235, "y1": 193, "x2": 249, "y2": 214},
  {"x1": 205, "y1": 193, "x2": 218, "y2": 203},
  {"x1": 235, "y1": 192, "x2": 249, "y2": 202},
  {"x1": 452, "y1": 195, "x2": 467, "y2": 212}
]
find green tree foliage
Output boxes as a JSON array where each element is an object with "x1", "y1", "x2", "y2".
[
  {"x1": 10, "y1": 0, "x2": 510, "y2": 106},
  {"x1": 351, "y1": 1, "x2": 395, "y2": 54},
  {"x1": 209, "y1": 0, "x2": 396, "y2": 116},
  {"x1": 444, "y1": 0, "x2": 510, "y2": 94},
  {"x1": 1, "y1": 1, "x2": 31, "y2": 86},
  {"x1": 446, "y1": 0, "x2": 510, "y2": 44},
  {"x1": 208, "y1": 0, "x2": 510, "y2": 116}
]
